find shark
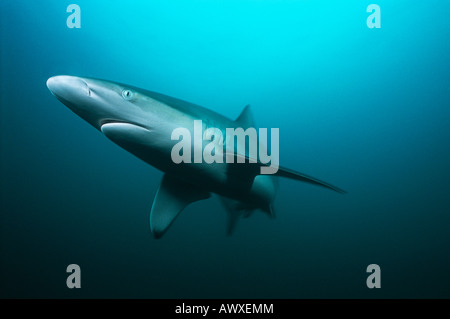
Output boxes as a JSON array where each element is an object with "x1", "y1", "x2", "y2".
[{"x1": 46, "y1": 75, "x2": 345, "y2": 238}]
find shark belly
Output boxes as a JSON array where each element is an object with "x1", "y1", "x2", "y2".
[{"x1": 101, "y1": 121, "x2": 275, "y2": 207}]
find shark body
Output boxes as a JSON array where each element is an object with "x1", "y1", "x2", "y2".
[{"x1": 47, "y1": 75, "x2": 345, "y2": 238}]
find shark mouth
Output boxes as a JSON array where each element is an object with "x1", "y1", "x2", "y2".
[
  {"x1": 100, "y1": 119, "x2": 150, "y2": 131},
  {"x1": 100, "y1": 120, "x2": 153, "y2": 145}
]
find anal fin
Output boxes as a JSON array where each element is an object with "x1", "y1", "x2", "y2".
[
  {"x1": 219, "y1": 197, "x2": 273, "y2": 235},
  {"x1": 219, "y1": 197, "x2": 244, "y2": 236}
]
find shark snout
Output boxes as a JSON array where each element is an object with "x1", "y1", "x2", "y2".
[{"x1": 47, "y1": 75, "x2": 91, "y2": 101}]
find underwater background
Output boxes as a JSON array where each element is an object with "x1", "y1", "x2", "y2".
[{"x1": 1, "y1": 0, "x2": 449, "y2": 298}]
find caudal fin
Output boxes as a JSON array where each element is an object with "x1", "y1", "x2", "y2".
[
  {"x1": 228, "y1": 153, "x2": 346, "y2": 194},
  {"x1": 274, "y1": 166, "x2": 346, "y2": 194}
]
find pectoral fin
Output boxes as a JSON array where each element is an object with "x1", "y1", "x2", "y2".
[{"x1": 150, "y1": 174, "x2": 210, "y2": 238}]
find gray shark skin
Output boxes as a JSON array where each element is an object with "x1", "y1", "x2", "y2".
[{"x1": 47, "y1": 75, "x2": 345, "y2": 238}]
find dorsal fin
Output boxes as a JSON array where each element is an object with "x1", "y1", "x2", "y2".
[{"x1": 235, "y1": 104, "x2": 255, "y2": 129}]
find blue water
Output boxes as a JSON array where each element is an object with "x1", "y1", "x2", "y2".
[{"x1": 1, "y1": 0, "x2": 449, "y2": 298}]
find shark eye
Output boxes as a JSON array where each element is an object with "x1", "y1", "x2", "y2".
[{"x1": 122, "y1": 89, "x2": 134, "y2": 100}]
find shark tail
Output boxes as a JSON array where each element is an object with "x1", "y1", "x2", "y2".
[
  {"x1": 233, "y1": 104, "x2": 346, "y2": 194},
  {"x1": 273, "y1": 165, "x2": 346, "y2": 194},
  {"x1": 228, "y1": 152, "x2": 346, "y2": 194}
]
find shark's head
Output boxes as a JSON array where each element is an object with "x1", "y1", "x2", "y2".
[{"x1": 46, "y1": 75, "x2": 155, "y2": 131}]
